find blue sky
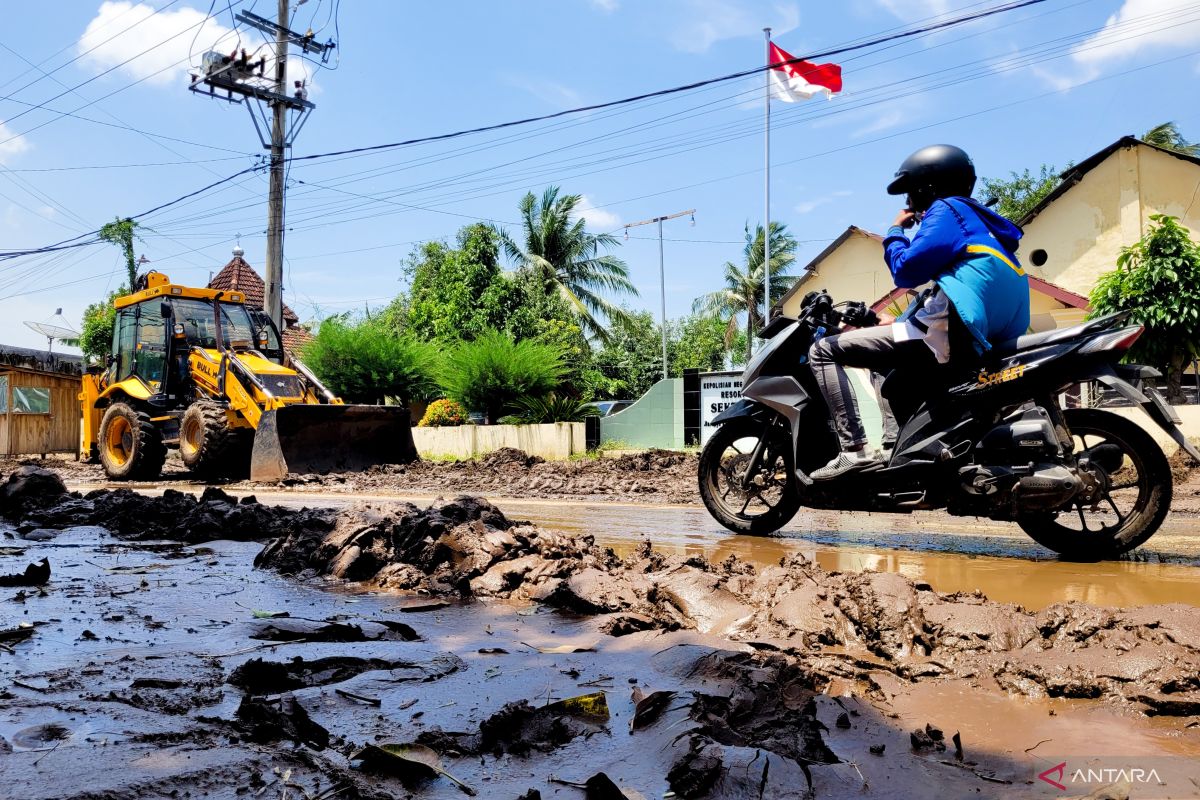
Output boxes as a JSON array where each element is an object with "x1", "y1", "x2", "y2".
[{"x1": 2, "y1": 0, "x2": 1199, "y2": 351}]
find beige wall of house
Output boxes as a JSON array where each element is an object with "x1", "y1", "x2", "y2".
[
  {"x1": 780, "y1": 230, "x2": 890, "y2": 317},
  {"x1": 1022, "y1": 143, "x2": 1200, "y2": 298}
]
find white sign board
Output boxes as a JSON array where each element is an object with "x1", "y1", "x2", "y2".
[{"x1": 700, "y1": 370, "x2": 743, "y2": 445}]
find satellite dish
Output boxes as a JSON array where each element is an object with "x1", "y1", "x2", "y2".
[{"x1": 24, "y1": 317, "x2": 79, "y2": 357}]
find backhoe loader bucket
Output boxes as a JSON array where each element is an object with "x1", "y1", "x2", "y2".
[{"x1": 250, "y1": 404, "x2": 418, "y2": 482}]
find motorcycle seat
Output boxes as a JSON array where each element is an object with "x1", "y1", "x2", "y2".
[{"x1": 991, "y1": 312, "x2": 1125, "y2": 356}]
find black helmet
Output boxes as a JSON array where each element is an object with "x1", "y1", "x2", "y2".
[{"x1": 887, "y1": 144, "x2": 976, "y2": 208}]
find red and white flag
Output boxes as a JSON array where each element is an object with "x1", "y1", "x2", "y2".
[{"x1": 768, "y1": 42, "x2": 842, "y2": 102}]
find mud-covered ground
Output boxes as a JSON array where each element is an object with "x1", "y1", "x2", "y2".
[
  {"x1": 7, "y1": 443, "x2": 1200, "y2": 515},
  {"x1": 2, "y1": 466, "x2": 1198, "y2": 799}
]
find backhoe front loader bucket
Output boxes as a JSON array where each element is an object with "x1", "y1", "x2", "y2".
[{"x1": 250, "y1": 404, "x2": 418, "y2": 482}]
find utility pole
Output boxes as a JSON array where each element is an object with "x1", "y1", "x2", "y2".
[
  {"x1": 187, "y1": 4, "x2": 334, "y2": 331},
  {"x1": 263, "y1": 0, "x2": 289, "y2": 329},
  {"x1": 763, "y1": 27, "x2": 772, "y2": 337},
  {"x1": 623, "y1": 209, "x2": 696, "y2": 382}
]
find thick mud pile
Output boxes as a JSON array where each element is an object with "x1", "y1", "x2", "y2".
[
  {"x1": 0, "y1": 465, "x2": 332, "y2": 543},
  {"x1": 254, "y1": 492, "x2": 1200, "y2": 716},
  {"x1": 1, "y1": 447, "x2": 702, "y2": 504}
]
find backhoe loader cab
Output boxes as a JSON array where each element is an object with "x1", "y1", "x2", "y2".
[{"x1": 79, "y1": 271, "x2": 417, "y2": 482}]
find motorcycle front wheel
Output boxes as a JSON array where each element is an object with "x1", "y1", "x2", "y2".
[
  {"x1": 699, "y1": 416, "x2": 802, "y2": 535},
  {"x1": 1017, "y1": 408, "x2": 1171, "y2": 559}
]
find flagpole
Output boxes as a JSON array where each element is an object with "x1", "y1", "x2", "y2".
[{"x1": 763, "y1": 27, "x2": 771, "y2": 339}]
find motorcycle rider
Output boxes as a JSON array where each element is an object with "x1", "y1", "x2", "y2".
[{"x1": 809, "y1": 144, "x2": 1029, "y2": 480}]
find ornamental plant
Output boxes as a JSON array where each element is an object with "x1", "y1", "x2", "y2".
[
  {"x1": 1090, "y1": 215, "x2": 1200, "y2": 402},
  {"x1": 437, "y1": 329, "x2": 565, "y2": 424},
  {"x1": 418, "y1": 399, "x2": 468, "y2": 427}
]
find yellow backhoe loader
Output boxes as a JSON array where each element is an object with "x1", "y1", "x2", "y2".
[{"x1": 79, "y1": 271, "x2": 417, "y2": 482}]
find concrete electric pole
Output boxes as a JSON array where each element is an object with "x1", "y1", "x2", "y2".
[
  {"x1": 263, "y1": 0, "x2": 290, "y2": 329},
  {"x1": 187, "y1": 3, "x2": 335, "y2": 331},
  {"x1": 622, "y1": 209, "x2": 696, "y2": 381}
]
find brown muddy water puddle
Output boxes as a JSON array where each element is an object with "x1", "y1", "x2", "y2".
[
  {"x1": 4, "y1": 523, "x2": 1199, "y2": 800},
  {"x1": 74, "y1": 484, "x2": 1200, "y2": 611}
]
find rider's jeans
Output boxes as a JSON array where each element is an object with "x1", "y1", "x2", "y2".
[{"x1": 809, "y1": 325, "x2": 935, "y2": 451}]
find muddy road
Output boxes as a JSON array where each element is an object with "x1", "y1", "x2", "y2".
[
  {"x1": 60, "y1": 485, "x2": 1200, "y2": 612},
  {"x1": 3, "y1": 465, "x2": 1200, "y2": 799}
]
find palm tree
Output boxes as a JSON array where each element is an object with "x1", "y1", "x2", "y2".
[
  {"x1": 500, "y1": 187, "x2": 639, "y2": 343},
  {"x1": 693, "y1": 222, "x2": 799, "y2": 363},
  {"x1": 1142, "y1": 122, "x2": 1200, "y2": 156}
]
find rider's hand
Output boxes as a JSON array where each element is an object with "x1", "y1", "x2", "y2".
[
  {"x1": 892, "y1": 209, "x2": 917, "y2": 229},
  {"x1": 877, "y1": 312, "x2": 896, "y2": 326}
]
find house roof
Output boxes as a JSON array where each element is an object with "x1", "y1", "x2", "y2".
[
  {"x1": 0, "y1": 344, "x2": 83, "y2": 376},
  {"x1": 870, "y1": 274, "x2": 1090, "y2": 314},
  {"x1": 1018, "y1": 136, "x2": 1200, "y2": 227},
  {"x1": 209, "y1": 251, "x2": 299, "y2": 325},
  {"x1": 281, "y1": 326, "x2": 314, "y2": 355},
  {"x1": 773, "y1": 225, "x2": 884, "y2": 312}
]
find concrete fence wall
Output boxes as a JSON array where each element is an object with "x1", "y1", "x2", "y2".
[
  {"x1": 412, "y1": 422, "x2": 587, "y2": 461},
  {"x1": 599, "y1": 378, "x2": 684, "y2": 450},
  {"x1": 1110, "y1": 405, "x2": 1200, "y2": 454}
]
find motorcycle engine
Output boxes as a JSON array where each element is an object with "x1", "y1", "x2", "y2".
[{"x1": 958, "y1": 407, "x2": 1082, "y2": 515}]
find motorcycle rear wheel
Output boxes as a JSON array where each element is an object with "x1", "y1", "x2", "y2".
[
  {"x1": 699, "y1": 417, "x2": 802, "y2": 535},
  {"x1": 1017, "y1": 408, "x2": 1171, "y2": 559}
]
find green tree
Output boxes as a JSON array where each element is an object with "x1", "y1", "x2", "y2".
[
  {"x1": 438, "y1": 329, "x2": 566, "y2": 423},
  {"x1": 670, "y1": 313, "x2": 729, "y2": 374},
  {"x1": 1142, "y1": 121, "x2": 1200, "y2": 156},
  {"x1": 77, "y1": 287, "x2": 124, "y2": 363},
  {"x1": 98, "y1": 218, "x2": 143, "y2": 289},
  {"x1": 405, "y1": 224, "x2": 518, "y2": 342},
  {"x1": 976, "y1": 164, "x2": 1061, "y2": 222},
  {"x1": 1090, "y1": 215, "x2": 1200, "y2": 402},
  {"x1": 585, "y1": 309, "x2": 665, "y2": 400},
  {"x1": 302, "y1": 316, "x2": 440, "y2": 405},
  {"x1": 693, "y1": 222, "x2": 798, "y2": 363},
  {"x1": 500, "y1": 186, "x2": 638, "y2": 343}
]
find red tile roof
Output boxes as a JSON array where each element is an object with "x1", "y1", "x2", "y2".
[
  {"x1": 282, "y1": 325, "x2": 314, "y2": 355},
  {"x1": 209, "y1": 254, "x2": 299, "y2": 324}
]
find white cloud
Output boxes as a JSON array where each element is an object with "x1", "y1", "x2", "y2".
[
  {"x1": 668, "y1": 0, "x2": 800, "y2": 53},
  {"x1": 851, "y1": 109, "x2": 904, "y2": 138},
  {"x1": 0, "y1": 121, "x2": 30, "y2": 163},
  {"x1": 575, "y1": 196, "x2": 622, "y2": 230},
  {"x1": 875, "y1": 0, "x2": 951, "y2": 21},
  {"x1": 795, "y1": 190, "x2": 851, "y2": 214},
  {"x1": 1072, "y1": 0, "x2": 1200, "y2": 70},
  {"x1": 590, "y1": 0, "x2": 619, "y2": 12},
  {"x1": 77, "y1": 2, "x2": 318, "y2": 94},
  {"x1": 505, "y1": 75, "x2": 582, "y2": 109}
]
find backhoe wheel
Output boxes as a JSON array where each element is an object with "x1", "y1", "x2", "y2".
[
  {"x1": 98, "y1": 402, "x2": 166, "y2": 481},
  {"x1": 180, "y1": 401, "x2": 249, "y2": 479}
]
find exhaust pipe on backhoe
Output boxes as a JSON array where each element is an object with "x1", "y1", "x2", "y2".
[{"x1": 249, "y1": 404, "x2": 418, "y2": 482}]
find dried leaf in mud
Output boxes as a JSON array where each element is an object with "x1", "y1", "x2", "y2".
[
  {"x1": 630, "y1": 690, "x2": 676, "y2": 732},
  {"x1": 478, "y1": 647, "x2": 508, "y2": 654},
  {"x1": 251, "y1": 609, "x2": 290, "y2": 619},
  {"x1": 523, "y1": 641, "x2": 598, "y2": 654},
  {"x1": 353, "y1": 743, "x2": 477, "y2": 796},
  {"x1": 0, "y1": 558, "x2": 49, "y2": 587},
  {"x1": 541, "y1": 691, "x2": 610, "y2": 722}
]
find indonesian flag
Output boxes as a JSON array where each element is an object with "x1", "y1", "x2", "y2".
[{"x1": 768, "y1": 42, "x2": 842, "y2": 102}]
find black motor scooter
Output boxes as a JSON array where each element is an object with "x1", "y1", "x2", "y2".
[{"x1": 699, "y1": 291, "x2": 1200, "y2": 559}]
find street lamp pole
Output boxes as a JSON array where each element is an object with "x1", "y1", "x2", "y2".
[{"x1": 623, "y1": 208, "x2": 696, "y2": 381}]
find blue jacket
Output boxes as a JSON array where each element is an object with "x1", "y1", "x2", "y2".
[{"x1": 883, "y1": 197, "x2": 1029, "y2": 354}]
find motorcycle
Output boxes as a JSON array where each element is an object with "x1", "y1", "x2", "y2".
[{"x1": 698, "y1": 291, "x2": 1200, "y2": 558}]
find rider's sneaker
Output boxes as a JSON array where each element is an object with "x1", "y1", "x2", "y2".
[{"x1": 811, "y1": 450, "x2": 881, "y2": 480}]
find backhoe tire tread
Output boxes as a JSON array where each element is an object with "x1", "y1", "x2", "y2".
[
  {"x1": 180, "y1": 401, "x2": 250, "y2": 479},
  {"x1": 98, "y1": 402, "x2": 166, "y2": 481}
]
